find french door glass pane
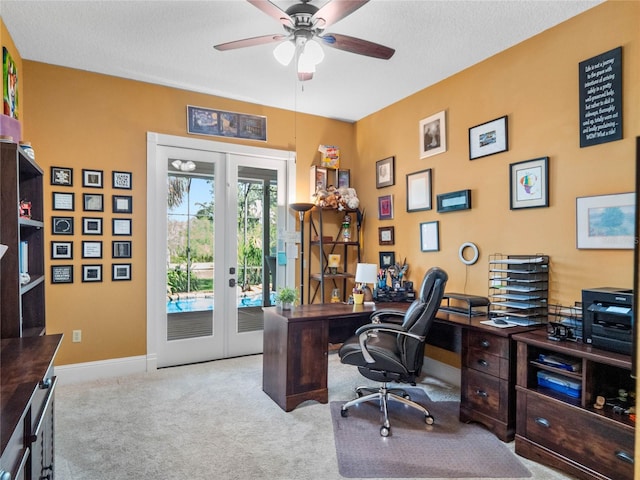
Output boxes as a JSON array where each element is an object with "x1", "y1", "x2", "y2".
[{"x1": 166, "y1": 160, "x2": 215, "y2": 340}]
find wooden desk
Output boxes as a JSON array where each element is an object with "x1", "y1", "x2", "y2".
[{"x1": 262, "y1": 302, "x2": 538, "y2": 441}]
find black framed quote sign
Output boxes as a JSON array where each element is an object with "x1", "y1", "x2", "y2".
[{"x1": 579, "y1": 46, "x2": 622, "y2": 147}]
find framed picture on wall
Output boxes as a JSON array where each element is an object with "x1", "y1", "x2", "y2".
[
  {"x1": 50, "y1": 167, "x2": 73, "y2": 186},
  {"x1": 51, "y1": 241, "x2": 73, "y2": 260},
  {"x1": 406, "y1": 169, "x2": 432, "y2": 212},
  {"x1": 51, "y1": 265, "x2": 73, "y2": 284},
  {"x1": 378, "y1": 195, "x2": 394, "y2": 220},
  {"x1": 509, "y1": 157, "x2": 549, "y2": 210},
  {"x1": 82, "y1": 264, "x2": 102, "y2": 282},
  {"x1": 112, "y1": 241, "x2": 132, "y2": 258},
  {"x1": 112, "y1": 195, "x2": 133, "y2": 214},
  {"x1": 419, "y1": 111, "x2": 446, "y2": 158},
  {"x1": 82, "y1": 169, "x2": 103, "y2": 188},
  {"x1": 52, "y1": 216, "x2": 74, "y2": 235},
  {"x1": 112, "y1": 263, "x2": 132, "y2": 281},
  {"x1": 420, "y1": 221, "x2": 440, "y2": 252},
  {"x1": 82, "y1": 241, "x2": 102, "y2": 259},
  {"x1": 113, "y1": 218, "x2": 132, "y2": 236},
  {"x1": 83, "y1": 193, "x2": 104, "y2": 212},
  {"x1": 378, "y1": 226, "x2": 395, "y2": 245},
  {"x1": 337, "y1": 169, "x2": 350, "y2": 188},
  {"x1": 469, "y1": 115, "x2": 508, "y2": 160},
  {"x1": 52, "y1": 192, "x2": 74, "y2": 211},
  {"x1": 82, "y1": 217, "x2": 103, "y2": 235},
  {"x1": 379, "y1": 251, "x2": 395, "y2": 269},
  {"x1": 112, "y1": 171, "x2": 132, "y2": 189},
  {"x1": 376, "y1": 156, "x2": 395, "y2": 188},
  {"x1": 576, "y1": 192, "x2": 635, "y2": 249}
]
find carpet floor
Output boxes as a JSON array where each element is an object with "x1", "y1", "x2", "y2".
[
  {"x1": 55, "y1": 352, "x2": 575, "y2": 480},
  {"x1": 331, "y1": 388, "x2": 530, "y2": 478}
]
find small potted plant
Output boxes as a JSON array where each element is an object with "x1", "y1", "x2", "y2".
[{"x1": 275, "y1": 286, "x2": 298, "y2": 310}]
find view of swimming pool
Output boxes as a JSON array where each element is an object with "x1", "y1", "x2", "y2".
[{"x1": 167, "y1": 292, "x2": 276, "y2": 314}]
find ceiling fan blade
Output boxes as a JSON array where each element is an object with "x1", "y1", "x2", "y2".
[
  {"x1": 247, "y1": 0, "x2": 293, "y2": 27},
  {"x1": 312, "y1": 0, "x2": 369, "y2": 30},
  {"x1": 214, "y1": 34, "x2": 287, "y2": 51},
  {"x1": 321, "y1": 33, "x2": 395, "y2": 59}
]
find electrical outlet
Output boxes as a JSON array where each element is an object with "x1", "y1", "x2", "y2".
[{"x1": 72, "y1": 330, "x2": 82, "y2": 343}]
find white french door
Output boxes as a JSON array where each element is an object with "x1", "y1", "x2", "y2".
[{"x1": 147, "y1": 133, "x2": 294, "y2": 368}]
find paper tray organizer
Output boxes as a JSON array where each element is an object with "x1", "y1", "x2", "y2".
[{"x1": 537, "y1": 371, "x2": 582, "y2": 399}]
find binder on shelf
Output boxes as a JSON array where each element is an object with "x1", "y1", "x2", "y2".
[{"x1": 19, "y1": 240, "x2": 28, "y2": 274}]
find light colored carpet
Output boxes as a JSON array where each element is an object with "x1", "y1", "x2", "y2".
[
  {"x1": 331, "y1": 389, "x2": 530, "y2": 478},
  {"x1": 55, "y1": 352, "x2": 574, "y2": 480}
]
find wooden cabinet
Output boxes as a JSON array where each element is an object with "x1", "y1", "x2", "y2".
[
  {"x1": 460, "y1": 327, "x2": 523, "y2": 441},
  {"x1": 262, "y1": 307, "x2": 329, "y2": 411},
  {"x1": 513, "y1": 330, "x2": 635, "y2": 480},
  {"x1": 0, "y1": 141, "x2": 45, "y2": 338},
  {"x1": 307, "y1": 207, "x2": 361, "y2": 303},
  {"x1": 0, "y1": 335, "x2": 62, "y2": 480}
]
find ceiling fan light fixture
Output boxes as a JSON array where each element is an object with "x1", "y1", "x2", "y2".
[
  {"x1": 273, "y1": 40, "x2": 295, "y2": 66},
  {"x1": 297, "y1": 50, "x2": 316, "y2": 74},
  {"x1": 171, "y1": 160, "x2": 196, "y2": 172},
  {"x1": 303, "y1": 39, "x2": 324, "y2": 65}
]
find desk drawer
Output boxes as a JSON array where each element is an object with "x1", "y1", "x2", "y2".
[
  {"x1": 521, "y1": 392, "x2": 634, "y2": 480},
  {"x1": 465, "y1": 330, "x2": 509, "y2": 358},
  {"x1": 462, "y1": 368, "x2": 508, "y2": 423},
  {"x1": 464, "y1": 347, "x2": 510, "y2": 379}
]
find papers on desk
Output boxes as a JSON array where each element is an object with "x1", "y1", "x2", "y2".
[{"x1": 480, "y1": 319, "x2": 518, "y2": 328}]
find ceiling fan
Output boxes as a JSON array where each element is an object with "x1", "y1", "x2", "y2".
[{"x1": 213, "y1": 0, "x2": 395, "y2": 81}]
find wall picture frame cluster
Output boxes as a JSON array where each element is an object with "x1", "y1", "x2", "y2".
[{"x1": 49, "y1": 166, "x2": 134, "y2": 284}]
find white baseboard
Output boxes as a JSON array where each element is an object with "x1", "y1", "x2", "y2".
[
  {"x1": 423, "y1": 356, "x2": 461, "y2": 388},
  {"x1": 55, "y1": 355, "x2": 156, "y2": 385}
]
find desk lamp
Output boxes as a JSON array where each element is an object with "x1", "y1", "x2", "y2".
[
  {"x1": 355, "y1": 263, "x2": 378, "y2": 302},
  {"x1": 289, "y1": 202, "x2": 314, "y2": 304}
]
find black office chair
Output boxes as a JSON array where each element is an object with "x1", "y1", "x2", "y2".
[{"x1": 338, "y1": 267, "x2": 448, "y2": 436}]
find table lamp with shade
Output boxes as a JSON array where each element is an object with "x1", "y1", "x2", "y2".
[
  {"x1": 289, "y1": 202, "x2": 315, "y2": 304},
  {"x1": 355, "y1": 263, "x2": 378, "y2": 302}
]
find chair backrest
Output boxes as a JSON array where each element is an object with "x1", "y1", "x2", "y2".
[{"x1": 398, "y1": 267, "x2": 448, "y2": 372}]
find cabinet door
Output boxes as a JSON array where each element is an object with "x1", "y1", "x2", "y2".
[
  {"x1": 29, "y1": 377, "x2": 57, "y2": 480},
  {"x1": 288, "y1": 320, "x2": 328, "y2": 395}
]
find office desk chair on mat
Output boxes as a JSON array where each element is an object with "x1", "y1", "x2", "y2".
[{"x1": 338, "y1": 267, "x2": 448, "y2": 437}]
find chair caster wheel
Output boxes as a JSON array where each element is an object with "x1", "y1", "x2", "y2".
[
  {"x1": 380, "y1": 426, "x2": 390, "y2": 437},
  {"x1": 425, "y1": 415, "x2": 434, "y2": 425},
  {"x1": 403, "y1": 393, "x2": 411, "y2": 400},
  {"x1": 341, "y1": 408, "x2": 349, "y2": 417}
]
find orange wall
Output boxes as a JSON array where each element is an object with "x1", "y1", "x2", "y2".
[
  {"x1": 14, "y1": 62, "x2": 354, "y2": 365},
  {"x1": 353, "y1": 0, "x2": 638, "y2": 307}
]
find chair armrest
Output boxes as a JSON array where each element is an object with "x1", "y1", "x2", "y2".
[
  {"x1": 370, "y1": 309, "x2": 406, "y2": 324},
  {"x1": 357, "y1": 323, "x2": 426, "y2": 363}
]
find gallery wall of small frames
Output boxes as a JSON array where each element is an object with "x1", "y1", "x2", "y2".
[{"x1": 49, "y1": 167, "x2": 133, "y2": 284}]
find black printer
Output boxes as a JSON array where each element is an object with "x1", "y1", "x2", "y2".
[{"x1": 582, "y1": 287, "x2": 634, "y2": 355}]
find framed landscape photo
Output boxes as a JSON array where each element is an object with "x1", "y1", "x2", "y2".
[
  {"x1": 51, "y1": 241, "x2": 73, "y2": 260},
  {"x1": 376, "y1": 156, "x2": 395, "y2": 188},
  {"x1": 420, "y1": 221, "x2": 440, "y2": 252},
  {"x1": 82, "y1": 240, "x2": 102, "y2": 259},
  {"x1": 82, "y1": 217, "x2": 103, "y2": 235},
  {"x1": 112, "y1": 240, "x2": 132, "y2": 258},
  {"x1": 378, "y1": 226, "x2": 395, "y2": 246},
  {"x1": 51, "y1": 265, "x2": 73, "y2": 284},
  {"x1": 113, "y1": 218, "x2": 132, "y2": 236},
  {"x1": 379, "y1": 251, "x2": 395, "y2": 269},
  {"x1": 406, "y1": 168, "x2": 432, "y2": 212},
  {"x1": 52, "y1": 216, "x2": 74, "y2": 235},
  {"x1": 82, "y1": 264, "x2": 102, "y2": 283},
  {"x1": 576, "y1": 192, "x2": 635, "y2": 249},
  {"x1": 50, "y1": 166, "x2": 72, "y2": 186},
  {"x1": 509, "y1": 157, "x2": 549, "y2": 210},
  {"x1": 52, "y1": 191, "x2": 74, "y2": 211},
  {"x1": 112, "y1": 263, "x2": 132, "y2": 281},
  {"x1": 437, "y1": 189, "x2": 472, "y2": 213},
  {"x1": 83, "y1": 193, "x2": 104, "y2": 212},
  {"x1": 469, "y1": 115, "x2": 508, "y2": 160},
  {"x1": 112, "y1": 171, "x2": 132, "y2": 189},
  {"x1": 112, "y1": 195, "x2": 133, "y2": 214},
  {"x1": 82, "y1": 169, "x2": 103, "y2": 188},
  {"x1": 377, "y1": 194, "x2": 394, "y2": 220},
  {"x1": 419, "y1": 111, "x2": 446, "y2": 158}
]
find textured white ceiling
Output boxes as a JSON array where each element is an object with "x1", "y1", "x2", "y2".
[{"x1": 1, "y1": 0, "x2": 602, "y2": 122}]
